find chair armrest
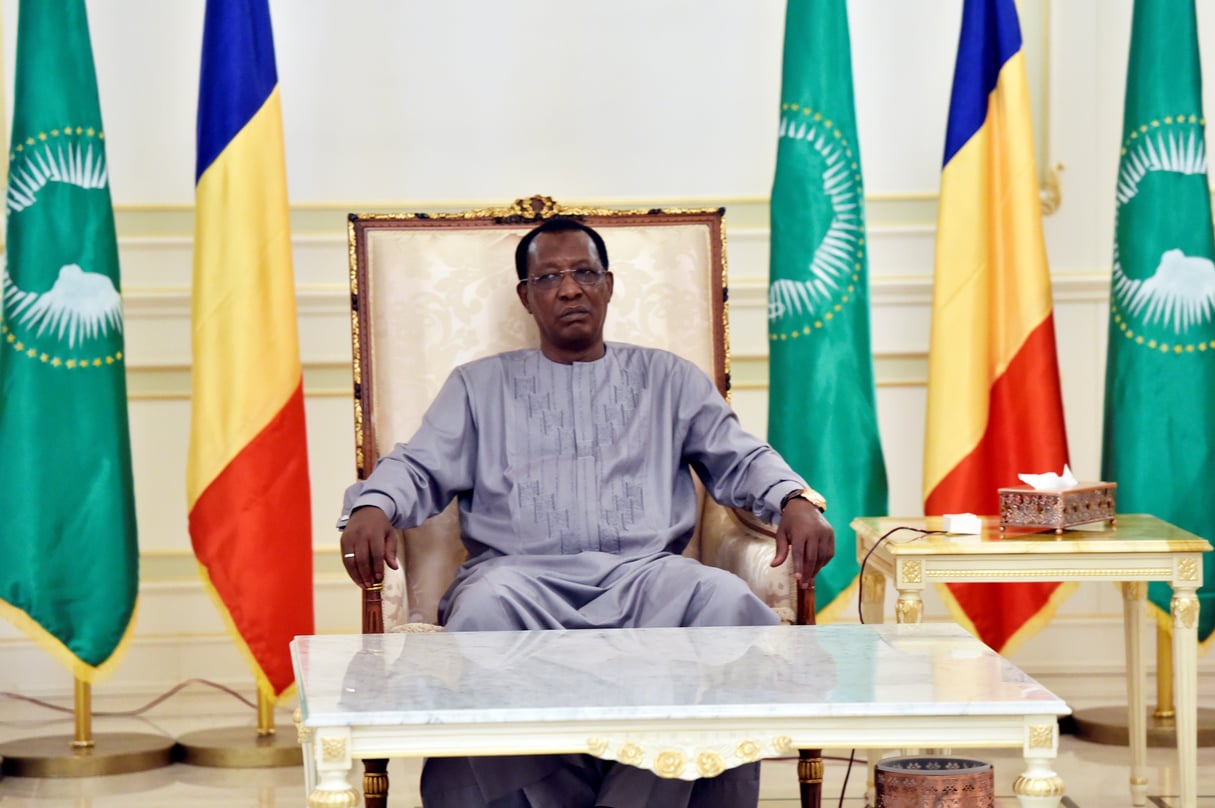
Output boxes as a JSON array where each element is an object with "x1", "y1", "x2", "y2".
[
  {"x1": 360, "y1": 518, "x2": 468, "y2": 634},
  {"x1": 381, "y1": 561, "x2": 409, "y2": 629},
  {"x1": 698, "y1": 499, "x2": 798, "y2": 624},
  {"x1": 363, "y1": 567, "x2": 443, "y2": 633},
  {"x1": 359, "y1": 532, "x2": 411, "y2": 634}
]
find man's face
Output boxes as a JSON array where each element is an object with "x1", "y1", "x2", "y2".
[{"x1": 516, "y1": 229, "x2": 614, "y2": 362}]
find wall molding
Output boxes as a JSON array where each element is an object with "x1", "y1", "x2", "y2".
[
  {"x1": 119, "y1": 272, "x2": 1115, "y2": 323},
  {"x1": 726, "y1": 272, "x2": 1112, "y2": 310},
  {"x1": 122, "y1": 284, "x2": 346, "y2": 319},
  {"x1": 103, "y1": 198, "x2": 944, "y2": 240}
]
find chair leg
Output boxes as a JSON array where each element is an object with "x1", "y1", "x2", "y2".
[
  {"x1": 363, "y1": 758, "x2": 389, "y2": 808},
  {"x1": 796, "y1": 586, "x2": 821, "y2": 808},
  {"x1": 798, "y1": 748, "x2": 823, "y2": 808},
  {"x1": 363, "y1": 584, "x2": 385, "y2": 634}
]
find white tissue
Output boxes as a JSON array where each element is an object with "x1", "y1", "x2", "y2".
[
  {"x1": 1017, "y1": 464, "x2": 1078, "y2": 491},
  {"x1": 942, "y1": 513, "x2": 982, "y2": 534}
]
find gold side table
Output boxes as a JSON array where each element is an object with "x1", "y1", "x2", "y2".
[{"x1": 851, "y1": 514, "x2": 1210, "y2": 808}]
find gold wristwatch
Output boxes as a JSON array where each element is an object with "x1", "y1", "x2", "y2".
[{"x1": 780, "y1": 487, "x2": 827, "y2": 513}]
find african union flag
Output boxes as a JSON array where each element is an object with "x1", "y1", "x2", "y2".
[
  {"x1": 767, "y1": 0, "x2": 887, "y2": 620},
  {"x1": 0, "y1": 0, "x2": 138, "y2": 682},
  {"x1": 1103, "y1": 0, "x2": 1215, "y2": 650}
]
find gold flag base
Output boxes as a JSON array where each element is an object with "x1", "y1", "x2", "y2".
[
  {"x1": 0, "y1": 733, "x2": 174, "y2": 777},
  {"x1": 1072, "y1": 706, "x2": 1215, "y2": 747},
  {"x1": 175, "y1": 727, "x2": 301, "y2": 768}
]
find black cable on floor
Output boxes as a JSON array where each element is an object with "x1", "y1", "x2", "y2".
[
  {"x1": 837, "y1": 747, "x2": 856, "y2": 808},
  {"x1": 0, "y1": 677, "x2": 258, "y2": 719}
]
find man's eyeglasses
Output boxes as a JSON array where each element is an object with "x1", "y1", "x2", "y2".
[{"x1": 521, "y1": 268, "x2": 607, "y2": 291}]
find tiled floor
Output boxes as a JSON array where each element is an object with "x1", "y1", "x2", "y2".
[{"x1": 0, "y1": 690, "x2": 1212, "y2": 807}]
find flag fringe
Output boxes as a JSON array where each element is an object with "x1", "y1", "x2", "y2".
[
  {"x1": 814, "y1": 575, "x2": 860, "y2": 625},
  {"x1": 195, "y1": 562, "x2": 297, "y2": 703},
  {"x1": 0, "y1": 597, "x2": 138, "y2": 684},
  {"x1": 934, "y1": 581, "x2": 1079, "y2": 656}
]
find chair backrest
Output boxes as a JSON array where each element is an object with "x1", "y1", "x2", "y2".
[{"x1": 349, "y1": 197, "x2": 731, "y2": 623}]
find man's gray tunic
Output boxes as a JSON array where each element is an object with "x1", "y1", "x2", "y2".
[
  {"x1": 340, "y1": 343, "x2": 809, "y2": 807},
  {"x1": 343, "y1": 343, "x2": 806, "y2": 622}
]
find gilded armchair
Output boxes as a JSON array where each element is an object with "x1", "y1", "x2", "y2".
[{"x1": 346, "y1": 196, "x2": 822, "y2": 808}]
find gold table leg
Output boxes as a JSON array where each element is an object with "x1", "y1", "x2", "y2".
[
  {"x1": 1013, "y1": 756, "x2": 1065, "y2": 808},
  {"x1": 859, "y1": 569, "x2": 886, "y2": 626},
  {"x1": 1171, "y1": 582, "x2": 1200, "y2": 808},
  {"x1": 1124, "y1": 582, "x2": 1148, "y2": 806},
  {"x1": 309, "y1": 730, "x2": 358, "y2": 808}
]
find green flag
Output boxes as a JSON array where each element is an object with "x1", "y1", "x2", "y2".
[
  {"x1": 768, "y1": 0, "x2": 887, "y2": 620},
  {"x1": 0, "y1": 0, "x2": 137, "y2": 679},
  {"x1": 1103, "y1": 0, "x2": 1215, "y2": 648}
]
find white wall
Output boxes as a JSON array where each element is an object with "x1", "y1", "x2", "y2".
[{"x1": 1, "y1": 0, "x2": 1212, "y2": 704}]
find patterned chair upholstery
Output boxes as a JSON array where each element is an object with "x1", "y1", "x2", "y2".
[{"x1": 346, "y1": 196, "x2": 821, "y2": 808}]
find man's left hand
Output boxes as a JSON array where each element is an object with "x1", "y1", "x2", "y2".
[{"x1": 770, "y1": 500, "x2": 835, "y2": 589}]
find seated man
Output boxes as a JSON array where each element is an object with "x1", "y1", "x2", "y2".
[{"x1": 338, "y1": 216, "x2": 834, "y2": 808}]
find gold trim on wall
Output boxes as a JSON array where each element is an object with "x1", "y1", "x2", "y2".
[
  {"x1": 137, "y1": 546, "x2": 366, "y2": 582},
  {"x1": 109, "y1": 194, "x2": 939, "y2": 212},
  {"x1": 100, "y1": 188, "x2": 1114, "y2": 239},
  {"x1": 93, "y1": 197, "x2": 939, "y2": 239},
  {"x1": 729, "y1": 354, "x2": 928, "y2": 391},
  {"x1": 125, "y1": 364, "x2": 353, "y2": 401}
]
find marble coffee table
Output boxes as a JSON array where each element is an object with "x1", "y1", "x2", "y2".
[{"x1": 291, "y1": 623, "x2": 1070, "y2": 808}]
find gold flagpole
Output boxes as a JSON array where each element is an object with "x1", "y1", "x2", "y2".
[
  {"x1": 72, "y1": 679, "x2": 94, "y2": 748},
  {"x1": 0, "y1": 675, "x2": 173, "y2": 776},
  {"x1": 257, "y1": 689, "x2": 275, "y2": 736},
  {"x1": 1154, "y1": 627, "x2": 1175, "y2": 720}
]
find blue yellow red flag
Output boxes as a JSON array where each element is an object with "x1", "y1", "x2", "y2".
[
  {"x1": 188, "y1": 0, "x2": 313, "y2": 699},
  {"x1": 923, "y1": 0, "x2": 1074, "y2": 654}
]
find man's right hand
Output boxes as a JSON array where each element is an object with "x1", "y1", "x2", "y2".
[{"x1": 339, "y1": 506, "x2": 398, "y2": 589}]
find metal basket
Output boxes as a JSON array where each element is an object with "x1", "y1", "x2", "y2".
[{"x1": 875, "y1": 755, "x2": 994, "y2": 808}]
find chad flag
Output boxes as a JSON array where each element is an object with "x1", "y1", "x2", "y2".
[
  {"x1": 188, "y1": 0, "x2": 313, "y2": 699},
  {"x1": 923, "y1": 0, "x2": 1073, "y2": 654}
]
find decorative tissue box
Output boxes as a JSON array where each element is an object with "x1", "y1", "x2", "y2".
[{"x1": 998, "y1": 481, "x2": 1117, "y2": 532}]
